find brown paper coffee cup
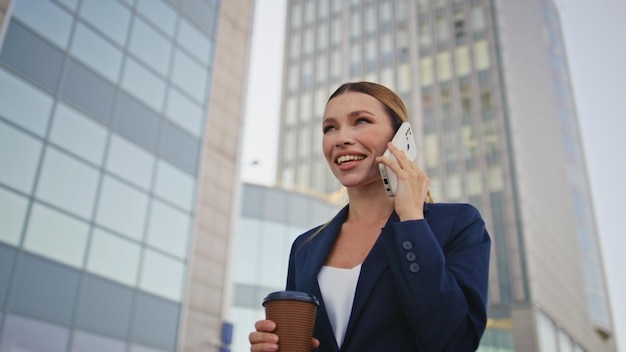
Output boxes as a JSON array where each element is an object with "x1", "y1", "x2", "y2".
[{"x1": 263, "y1": 290, "x2": 319, "y2": 352}]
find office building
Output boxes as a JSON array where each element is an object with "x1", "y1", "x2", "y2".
[
  {"x1": 274, "y1": 0, "x2": 616, "y2": 351},
  {"x1": 0, "y1": 0, "x2": 253, "y2": 351}
]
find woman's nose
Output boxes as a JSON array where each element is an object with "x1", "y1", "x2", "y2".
[{"x1": 335, "y1": 130, "x2": 355, "y2": 147}]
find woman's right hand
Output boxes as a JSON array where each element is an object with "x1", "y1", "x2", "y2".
[{"x1": 249, "y1": 320, "x2": 320, "y2": 351}]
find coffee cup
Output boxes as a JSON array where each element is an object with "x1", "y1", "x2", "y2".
[{"x1": 262, "y1": 290, "x2": 319, "y2": 352}]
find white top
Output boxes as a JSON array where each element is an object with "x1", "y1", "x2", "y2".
[{"x1": 318, "y1": 264, "x2": 362, "y2": 347}]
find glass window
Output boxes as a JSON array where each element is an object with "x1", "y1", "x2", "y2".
[
  {"x1": 12, "y1": 0, "x2": 73, "y2": 49},
  {"x1": 136, "y1": 0, "x2": 177, "y2": 38},
  {"x1": 71, "y1": 330, "x2": 125, "y2": 352},
  {"x1": 121, "y1": 58, "x2": 166, "y2": 113},
  {"x1": 0, "y1": 187, "x2": 28, "y2": 246},
  {"x1": 57, "y1": 0, "x2": 79, "y2": 12},
  {"x1": 132, "y1": 292, "x2": 180, "y2": 350},
  {"x1": 114, "y1": 92, "x2": 160, "y2": 151},
  {"x1": 177, "y1": 19, "x2": 212, "y2": 65},
  {"x1": 139, "y1": 249, "x2": 184, "y2": 301},
  {"x1": 76, "y1": 274, "x2": 133, "y2": 339},
  {"x1": 0, "y1": 68, "x2": 53, "y2": 136},
  {"x1": 61, "y1": 59, "x2": 116, "y2": 124},
  {"x1": 0, "y1": 245, "x2": 16, "y2": 305},
  {"x1": 36, "y1": 147, "x2": 100, "y2": 220},
  {"x1": 234, "y1": 219, "x2": 260, "y2": 285},
  {"x1": 0, "y1": 314, "x2": 69, "y2": 352},
  {"x1": 171, "y1": 48, "x2": 208, "y2": 103},
  {"x1": 96, "y1": 176, "x2": 149, "y2": 241},
  {"x1": 87, "y1": 227, "x2": 141, "y2": 286},
  {"x1": 129, "y1": 17, "x2": 173, "y2": 76},
  {"x1": 437, "y1": 51, "x2": 452, "y2": 81},
  {"x1": 50, "y1": 103, "x2": 107, "y2": 165},
  {"x1": 70, "y1": 23, "x2": 123, "y2": 83},
  {"x1": 474, "y1": 40, "x2": 490, "y2": 70},
  {"x1": 165, "y1": 87, "x2": 204, "y2": 137},
  {"x1": 0, "y1": 21, "x2": 65, "y2": 92},
  {"x1": 79, "y1": 0, "x2": 131, "y2": 47},
  {"x1": 419, "y1": 57, "x2": 434, "y2": 86},
  {"x1": 182, "y1": 0, "x2": 217, "y2": 36},
  {"x1": 158, "y1": 121, "x2": 199, "y2": 175},
  {"x1": 24, "y1": 202, "x2": 89, "y2": 269},
  {"x1": 0, "y1": 121, "x2": 43, "y2": 194},
  {"x1": 106, "y1": 134, "x2": 155, "y2": 191},
  {"x1": 455, "y1": 46, "x2": 470, "y2": 77},
  {"x1": 146, "y1": 199, "x2": 191, "y2": 259},
  {"x1": 154, "y1": 160, "x2": 195, "y2": 211},
  {"x1": 11, "y1": 253, "x2": 80, "y2": 324}
]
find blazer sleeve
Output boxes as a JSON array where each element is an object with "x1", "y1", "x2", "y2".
[{"x1": 381, "y1": 203, "x2": 491, "y2": 351}]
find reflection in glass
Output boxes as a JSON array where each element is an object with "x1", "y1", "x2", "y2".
[
  {"x1": 140, "y1": 249, "x2": 184, "y2": 301},
  {"x1": 122, "y1": 58, "x2": 166, "y2": 113},
  {"x1": 70, "y1": 23, "x2": 123, "y2": 83},
  {"x1": 129, "y1": 18, "x2": 172, "y2": 76},
  {"x1": 165, "y1": 88, "x2": 204, "y2": 137},
  {"x1": 50, "y1": 103, "x2": 107, "y2": 165},
  {"x1": 171, "y1": 49, "x2": 208, "y2": 103},
  {"x1": 146, "y1": 199, "x2": 191, "y2": 259},
  {"x1": 136, "y1": 0, "x2": 177, "y2": 38},
  {"x1": 12, "y1": 0, "x2": 73, "y2": 49},
  {"x1": 0, "y1": 187, "x2": 29, "y2": 246},
  {"x1": 71, "y1": 330, "x2": 125, "y2": 352},
  {"x1": 177, "y1": 19, "x2": 212, "y2": 65},
  {"x1": 0, "y1": 121, "x2": 43, "y2": 194},
  {"x1": 106, "y1": 134, "x2": 155, "y2": 191},
  {"x1": 96, "y1": 176, "x2": 149, "y2": 241},
  {"x1": 36, "y1": 147, "x2": 100, "y2": 220},
  {"x1": 24, "y1": 203, "x2": 89, "y2": 269},
  {"x1": 87, "y1": 227, "x2": 141, "y2": 287},
  {"x1": 0, "y1": 314, "x2": 69, "y2": 352},
  {"x1": 0, "y1": 68, "x2": 53, "y2": 136},
  {"x1": 79, "y1": 0, "x2": 131, "y2": 47},
  {"x1": 154, "y1": 160, "x2": 195, "y2": 211}
]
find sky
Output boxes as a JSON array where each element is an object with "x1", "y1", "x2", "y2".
[{"x1": 240, "y1": 1, "x2": 626, "y2": 350}]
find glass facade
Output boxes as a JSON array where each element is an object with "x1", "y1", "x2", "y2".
[
  {"x1": 230, "y1": 184, "x2": 339, "y2": 352},
  {"x1": 275, "y1": 0, "x2": 615, "y2": 351},
  {"x1": 0, "y1": 0, "x2": 220, "y2": 350}
]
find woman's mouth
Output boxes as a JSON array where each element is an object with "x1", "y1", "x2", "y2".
[{"x1": 336, "y1": 155, "x2": 365, "y2": 165}]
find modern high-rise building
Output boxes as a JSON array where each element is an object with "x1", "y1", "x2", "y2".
[
  {"x1": 274, "y1": 0, "x2": 616, "y2": 351},
  {"x1": 0, "y1": 0, "x2": 253, "y2": 351}
]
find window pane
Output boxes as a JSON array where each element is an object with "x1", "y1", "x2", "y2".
[
  {"x1": 24, "y1": 202, "x2": 89, "y2": 268},
  {"x1": 0, "y1": 245, "x2": 17, "y2": 305},
  {"x1": 154, "y1": 160, "x2": 195, "y2": 211},
  {"x1": 114, "y1": 92, "x2": 160, "y2": 151},
  {"x1": 158, "y1": 120, "x2": 200, "y2": 175},
  {"x1": 122, "y1": 58, "x2": 166, "y2": 112},
  {"x1": 12, "y1": 0, "x2": 73, "y2": 49},
  {"x1": 146, "y1": 200, "x2": 191, "y2": 259},
  {"x1": 132, "y1": 293, "x2": 180, "y2": 350},
  {"x1": 70, "y1": 23, "x2": 123, "y2": 83},
  {"x1": 0, "y1": 68, "x2": 53, "y2": 136},
  {"x1": 96, "y1": 176, "x2": 149, "y2": 240},
  {"x1": 0, "y1": 314, "x2": 69, "y2": 352},
  {"x1": 171, "y1": 48, "x2": 208, "y2": 103},
  {"x1": 79, "y1": 0, "x2": 131, "y2": 47},
  {"x1": 71, "y1": 330, "x2": 125, "y2": 352},
  {"x1": 36, "y1": 148, "x2": 100, "y2": 220},
  {"x1": 177, "y1": 19, "x2": 212, "y2": 65},
  {"x1": 140, "y1": 249, "x2": 184, "y2": 301},
  {"x1": 61, "y1": 59, "x2": 116, "y2": 124},
  {"x1": 50, "y1": 103, "x2": 107, "y2": 165},
  {"x1": 129, "y1": 17, "x2": 172, "y2": 76},
  {"x1": 106, "y1": 134, "x2": 155, "y2": 190},
  {"x1": 136, "y1": 0, "x2": 177, "y2": 37},
  {"x1": 0, "y1": 121, "x2": 43, "y2": 194},
  {"x1": 87, "y1": 227, "x2": 141, "y2": 286},
  {"x1": 0, "y1": 21, "x2": 65, "y2": 92},
  {"x1": 165, "y1": 88, "x2": 203, "y2": 137}
]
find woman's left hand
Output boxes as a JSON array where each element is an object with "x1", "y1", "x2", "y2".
[{"x1": 376, "y1": 142, "x2": 430, "y2": 221}]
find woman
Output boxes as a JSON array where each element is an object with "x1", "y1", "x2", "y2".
[{"x1": 249, "y1": 82, "x2": 490, "y2": 351}]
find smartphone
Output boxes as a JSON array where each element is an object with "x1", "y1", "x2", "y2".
[{"x1": 379, "y1": 122, "x2": 418, "y2": 197}]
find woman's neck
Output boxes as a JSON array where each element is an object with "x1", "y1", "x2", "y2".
[{"x1": 345, "y1": 183, "x2": 395, "y2": 225}]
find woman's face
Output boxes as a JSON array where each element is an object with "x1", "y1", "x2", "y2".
[{"x1": 322, "y1": 91, "x2": 395, "y2": 189}]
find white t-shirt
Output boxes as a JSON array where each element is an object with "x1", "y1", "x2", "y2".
[{"x1": 318, "y1": 264, "x2": 362, "y2": 347}]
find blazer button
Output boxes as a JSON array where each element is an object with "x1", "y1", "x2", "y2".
[
  {"x1": 402, "y1": 241, "x2": 413, "y2": 250},
  {"x1": 409, "y1": 263, "x2": 420, "y2": 273},
  {"x1": 405, "y1": 251, "x2": 416, "y2": 262}
]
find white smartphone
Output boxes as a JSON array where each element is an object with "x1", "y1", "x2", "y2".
[{"x1": 379, "y1": 122, "x2": 418, "y2": 197}]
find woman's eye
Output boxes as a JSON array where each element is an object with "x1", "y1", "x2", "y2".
[
  {"x1": 356, "y1": 118, "x2": 371, "y2": 124},
  {"x1": 323, "y1": 126, "x2": 336, "y2": 133}
]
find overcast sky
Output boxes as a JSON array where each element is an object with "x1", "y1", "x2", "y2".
[{"x1": 240, "y1": 1, "x2": 626, "y2": 349}]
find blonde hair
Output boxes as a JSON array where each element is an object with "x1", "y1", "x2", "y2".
[{"x1": 329, "y1": 81, "x2": 434, "y2": 203}]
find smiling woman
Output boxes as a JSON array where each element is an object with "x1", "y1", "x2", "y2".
[{"x1": 249, "y1": 81, "x2": 491, "y2": 352}]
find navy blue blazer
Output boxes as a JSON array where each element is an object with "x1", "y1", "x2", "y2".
[{"x1": 286, "y1": 202, "x2": 490, "y2": 352}]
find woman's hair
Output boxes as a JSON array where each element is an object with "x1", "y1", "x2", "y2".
[{"x1": 328, "y1": 81, "x2": 434, "y2": 203}]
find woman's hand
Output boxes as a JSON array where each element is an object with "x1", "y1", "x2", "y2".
[
  {"x1": 376, "y1": 142, "x2": 430, "y2": 221},
  {"x1": 249, "y1": 320, "x2": 320, "y2": 351}
]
